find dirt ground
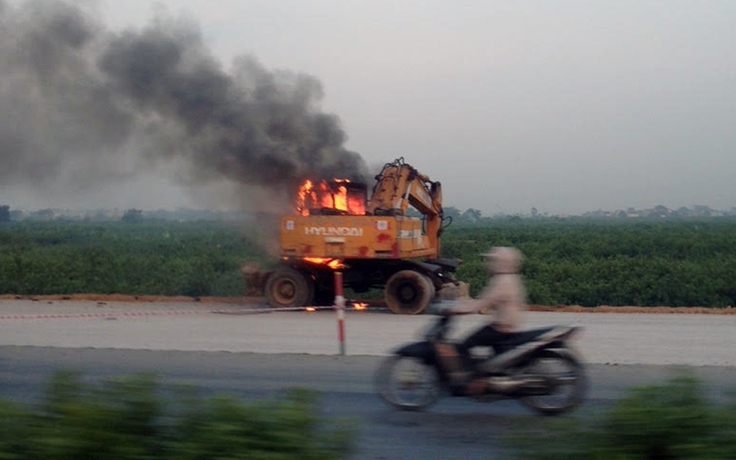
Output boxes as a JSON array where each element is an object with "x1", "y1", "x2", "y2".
[{"x1": 1, "y1": 293, "x2": 734, "y2": 315}]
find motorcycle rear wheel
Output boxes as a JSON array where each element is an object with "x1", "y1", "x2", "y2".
[
  {"x1": 375, "y1": 355, "x2": 442, "y2": 411},
  {"x1": 520, "y1": 349, "x2": 586, "y2": 416}
]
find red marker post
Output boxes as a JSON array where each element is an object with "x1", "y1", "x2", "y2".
[{"x1": 334, "y1": 271, "x2": 346, "y2": 355}]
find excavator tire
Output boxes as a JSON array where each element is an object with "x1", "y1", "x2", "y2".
[
  {"x1": 385, "y1": 270, "x2": 435, "y2": 315},
  {"x1": 265, "y1": 267, "x2": 314, "y2": 309}
]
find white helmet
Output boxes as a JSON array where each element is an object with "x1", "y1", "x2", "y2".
[{"x1": 482, "y1": 247, "x2": 523, "y2": 274}]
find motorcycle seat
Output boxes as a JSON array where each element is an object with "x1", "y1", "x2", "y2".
[{"x1": 492, "y1": 326, "x2": 558, "y2": 353}]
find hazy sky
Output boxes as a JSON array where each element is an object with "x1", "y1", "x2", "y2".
[{"x1": 3, "y1": 0, "x2": 735, "y2": 215}]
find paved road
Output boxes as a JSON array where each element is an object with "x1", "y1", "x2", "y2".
[
  {"x1": 1, "y1": 299, "x2": 735, "y2": 365},
  {"x1": 2, "y1": 346, "x2": 736, "y2": 460},
  {"x1": 2, "y1": 299, "x2": 735, "y2": 459}
]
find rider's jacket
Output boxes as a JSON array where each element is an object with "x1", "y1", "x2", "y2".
[{"x1": 473, "y1": 247, "x2": 527, "y2": 333}]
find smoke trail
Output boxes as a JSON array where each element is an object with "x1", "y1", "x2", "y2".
[{"x1": 0, "y1": 0, "x2": 368, "y2": 209}]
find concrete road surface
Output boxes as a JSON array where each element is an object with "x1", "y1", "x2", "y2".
[{"x1": 1, "y1": 299, "x2": 734, "y2": 366}]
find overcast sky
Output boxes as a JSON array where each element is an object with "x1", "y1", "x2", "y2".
[{"x1": 3, "y1": 0, "x2": 735, "y2": 215}]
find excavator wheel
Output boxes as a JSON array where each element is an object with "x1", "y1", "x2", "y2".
[
  {"x1": 384, "y1": 270, "x2": 435, "y2": 315},
  {"x1": 265, "y1": 267, "x2": 314, "y2": 309}
]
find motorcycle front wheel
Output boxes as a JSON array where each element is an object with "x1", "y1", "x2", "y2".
[
  {"x1": 520, "y1": 349, "x2": 586, "y2": 416},
  {"x1": 375, "y1": 355, "x2": 442, "y2": 411}
]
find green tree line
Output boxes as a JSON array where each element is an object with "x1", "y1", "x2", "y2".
[
  {"x1": 1, "y1": 219, "x2": 734, "y2": 307},
  {"x1": 444, "y1": 219, "x2": 736, "y2": 307}
]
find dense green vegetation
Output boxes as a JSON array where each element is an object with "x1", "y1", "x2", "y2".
[
  {"x1": 0, "y1": 371, "x2": 355, "y2": 460},
  {"x1": 0, "y1": 221, "x2": 271, "y2": 298},
  {"x1": 1, "y1": 219, "x2": 734, "y2": 307},
  {"x1": 445, "y1": 219, "x2": 736, "y2": 307},
  {"x1": 511, "y1": 374, "x2": 736, "y2": 459}
]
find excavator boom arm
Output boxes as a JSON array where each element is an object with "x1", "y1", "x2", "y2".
[
  {"x1": 367, "y1": 157, "x2": 444, "y2": 251},
  {"x1": 367, "y1": 158, "x2": 441, "y2": 215}
]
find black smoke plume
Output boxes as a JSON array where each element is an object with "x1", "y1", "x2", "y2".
[{"x1": 0, "y1": 0, "x2": 368, "y2": 210}]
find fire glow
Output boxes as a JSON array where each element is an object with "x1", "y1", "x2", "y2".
[
  {"x1": 353, "y1": 302, "x2": 369, "y2": 311},
  {"x1": 297, "y1": 179, "x2": 366, "y2": 216},
  {"x1": 303, "y1": 257, "x2": 345, "y2": 270}
]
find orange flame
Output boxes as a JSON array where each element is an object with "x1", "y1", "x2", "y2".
[
  {"x1": 328, "y1": 259, "x2": 346, "y2": 270},
  {"x1": 303, "y1": 257, "x2": 331, "y2": 264},
  {"x1": 296, "y1": 179, "x2": 366, "y2": 216},
  {"x1": 303, "y1": 257, "x2": 345, "y2": 270},
  {"x1": 305, "y1": 307, "x2": 316, "y2": 312},
  {"x1": 353, "y1": 302, "x2": 369, "y2": 311}
]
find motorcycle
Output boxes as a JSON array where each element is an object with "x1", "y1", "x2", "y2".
[{"x1": 375, "y1": 307, "x2": 587, "y2": 415}]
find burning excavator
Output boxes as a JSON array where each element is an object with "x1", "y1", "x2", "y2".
[{"x1": 249, "y1": 157, "x2": 466, "y2": 314}]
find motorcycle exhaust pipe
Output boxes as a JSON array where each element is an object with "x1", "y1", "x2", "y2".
[{"x1": 484, "y1": 375, "x2": 549, "y2": 396}]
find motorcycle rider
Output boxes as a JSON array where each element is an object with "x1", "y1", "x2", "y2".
[{"x1": 440, "y1": 246, "x2": 528, "y2": 394}]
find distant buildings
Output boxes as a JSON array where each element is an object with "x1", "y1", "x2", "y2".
[{"x1": 580, "y1": 205, "x2": 733, "y2": 219}]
